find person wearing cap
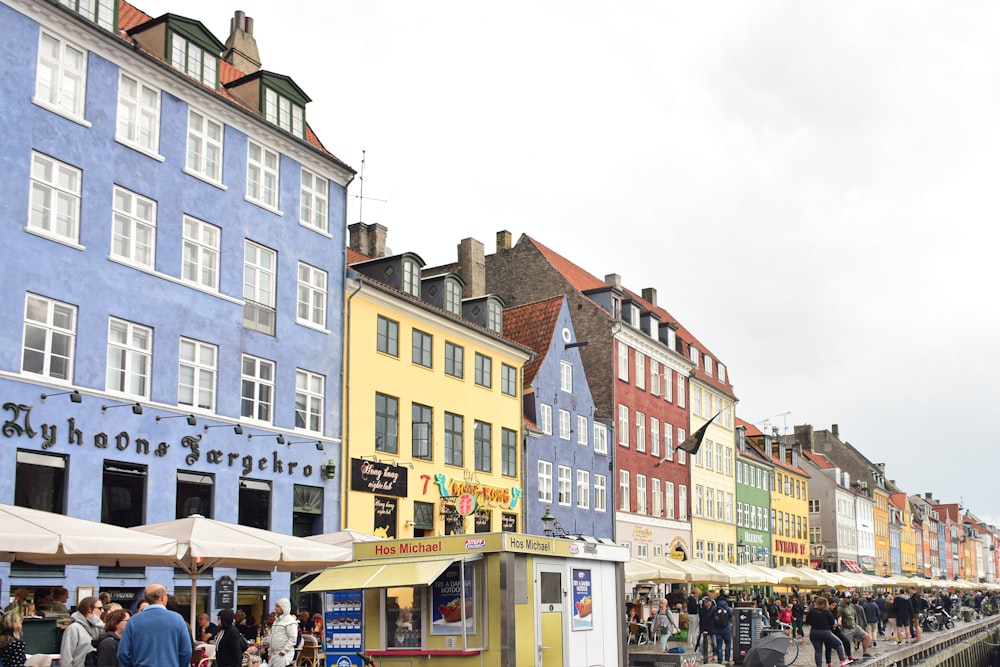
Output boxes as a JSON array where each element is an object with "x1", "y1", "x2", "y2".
[{"x1": 838, "y1": 593, "x2": 872, "y2": 658}]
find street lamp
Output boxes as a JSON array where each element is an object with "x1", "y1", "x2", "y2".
[{"x1": 540, "y1": 506, "x2": 569, "y2": 537}]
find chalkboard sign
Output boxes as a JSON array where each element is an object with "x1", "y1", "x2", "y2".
[
  {"x1": 734, "y1": 607, "x2": 762, "y2": 665},
  {"x1": 215, "y1": 576, "x2": 235, "y2": 609}
]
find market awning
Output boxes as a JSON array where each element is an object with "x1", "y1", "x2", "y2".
[
  {"x1": 303, "y1": 555, "x2": 461, "y2": 592},
  {"x1": 841, "y1": 559, "x2": 863, "y2": 574}
]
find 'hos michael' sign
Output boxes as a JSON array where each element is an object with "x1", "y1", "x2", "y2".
[{"x1": 350, "y1": 457, "x2": 408, "y2": 497}]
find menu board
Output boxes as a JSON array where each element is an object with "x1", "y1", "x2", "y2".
[{"x1": 324, "y1": 590, "x2": 363, "y2": 667}]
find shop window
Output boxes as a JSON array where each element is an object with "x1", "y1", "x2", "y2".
[
  {"x1": 540, "y1": 571, "x2": 561, "y2": 605},
  {"x1": 176, "y1": 471, "x2": 213, "y2": 519},
  {"x1": 102, "y1": 461, "x2": 146, "y2": 527},
  {"x1": 15, "y1": 450, "x2": 66, "y2": 513},
  {"x1": 474, "y1": 510, "x2": 490, "y2": 533},
  {"x1": 386, "y1": 586, "x2": 425, "y2": 648},
  {"x1": 442, "y1": 502, "x2": 463, "y2": 535},
  {"x1": 413, "y1": 501, "x2": 435, "y2": 537},
  {"x1": 239, "y1": 478, "x2": 271, "y2": 530},
  {"x1": 292, "y1": 484, "x2": 323, "y2": 536}
]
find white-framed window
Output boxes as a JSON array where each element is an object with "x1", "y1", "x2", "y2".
[
  {"x1": 186, "y1": 109, "x2": 224, "y2": 183},
  {"x1": 182, "y1": 216, "x2": 220, "y2": 291},
  {"x1": 636, "y1": 474, "x2": 647, "y2": 514},
  {"x1": 501, "y1": 363, "x2": 517, "y2": 397},
  {"x1": 704, "y1": 356, "x2": 713, "y2": 376},
  {"x1": 170, "y1": 32, "x2": 217, "y2": 86},
  {"x1": 665, "y1": 481, "x2": 675, "y2": 519},
  {"x1": 725, "y1": 492, "x2": 733, "y2": 523},
  {"x1": 594, "y1": 423, "x2": 608, "y2": 454},
  {"x1": 716, "y1": 489, "x2": 724, "y2": 519},
  {"x1": 652, "y1": 478, "x2": 662, "y2": 516},
  {"x1": 263, "y1": 87, "x2": 305, "y2": 137},
  {"x1": 35, "y1": 31, "x2": 87, "y2": 120},
  {"x1": 558, "y1": 465, "x2": 572, "y2": 505},
  {"x1": 106, "y1": 317, "x2": 152, "y2": 399},
  {"x1": 178, "y1": 337, "x2": 216, "y2": 411},
  {"x1": 695, "y1": 540, "x2": 704, "y2": 560},
  {"x1": 577, "y1": 470, "x2": 590, "y2": 509},
  {"x1": 736, "y1": 461, "x2": 742, "y2": 484},
  {"x1": 650, "y1": 361, "x2": 660, "y2": 396},
  {"x1": 650, "y1": 417, "x2": 660, "y2": 457},
  {"x1": 635, "y1": 411, "x2": 645, "y2": 452},
  {"x1": 690, "y1": 346, "x2": 699, "y2": 366},
  {"x1": 486, "y1": 300, "x2": 502, "y2": 333},
  {"x1": 718, "y1": 363, "x2": 727, "y2": 383},
  {"x1": 559, "y1": 409, "x2": 571, "y2": 440},
  {"x1": 538, "y1": 460, "x2": 553, "y2": 502},
  {"x1": 444, "y1": 279, "x2": 462, "y2": 315},
  {"x1": 111, "y1": 186, "x2": 156, "y2": 269},
  {"x1": 664, "y1": 424, "x2": 673, "y2": 461},
  {"x1": 716, "y1": 442, "x2": 724, "y2": 473},
  {"x1": 295, "y1": 369, "x2": 324, "y2": 433},
  {"x1": 694, "y1": 485, "x2": 703, "y2": 517},
  {"x1": 618, "y1": 405, "x2": 629, "y2": 447},
  {"x1": 617, "y1": 342, "x2": 628, "y2": 381},
  {"x1": 21, "y1": 293, "x2": 76, "y2": 381},
  {"x1": 299, "y1": 168, "x2": 328, "y2": 233},
  {"x1": 296, "y1": 262, "x2": 327, "y2": 329},
  {"x1": 705, "y1": 488, "x2": 714, "y2": 519},
  {"x1": 678, "y1": 484, "x2": 687, "y2": 519},
  {"x1": 243, "y1": 241, "x2": 276, "y2": 335},
  {"x1": 402, "y1": 257, "x2": 420, "y2": 296},
  {"x1": 539, "y1": 404, "x2": 552, "y2": 435},
  {"x1": 693, "y1": 389, "x2": 702, "y2": 418},
  {"x1": 61, "y1": 0, "x2": 115, "y2": 30},
  {"x1": 663, "y1": 367, "x2": 672, "y2": 401},
  {"x1": 635, "y1": 351, "x2": 645, "y2": 390},
  {"x1": 594, "y1": 474, "x2": 607, "y2": 511},
  {"x1": 560, "y1": 360, "x2": 572, "y2": 392},
  {"x1": 677, "y1": 375, "x2": 685, "y2": 408},
  {"x1": 246, "y1": 140, "x2": 279, "y2": 209},
  {"x1": 577, "y1": 415, "x2": 588, "y2": 445},
  {"x1": 240, "y1": 354, "x2": 275, "y2": 423},
  {"x1": 29, "y1": 152, "x2": 81, "y2": 244},
  {"x1": 619, "y1": 470, "x2": 630, "y2": 511},
  {"x1": 677, "y1": 429, "x2": 686, "y2": 465},
  {"x1": 116, "y1": 73, "x2": 160, "y2": 153},
  {"x1": 637, "y1": 543, "x2": 648, "y2": 558},
  {"x1": 704, "y1": 440, "x2": 713, "y2": 470},
  {"x1": 725, "y1": 446, "x2": 733, "y2": 475}
]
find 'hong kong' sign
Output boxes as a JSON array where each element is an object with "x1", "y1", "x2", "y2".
[{"x1": 350, "y1": 457, "x2": 409, "y2": 497}]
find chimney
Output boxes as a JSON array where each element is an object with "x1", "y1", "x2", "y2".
[
  {"x1": 348, "y1": 222, "x2": 387, "y2": 258},
  {"x1": 457, "y1": 238, "x2": 485, "y2": 297},
  {"x1": 605, "y1": 273, "x2": 622, "y2": 289},
  {"x1": 641, "y1": 288, "x2": 657, "y2": 306},
  {"x1": 831, "y1": 423, "x2": 839, "y2": 438},
  {"x1": 224, "y1": 10, "x2": 262, "y2": 74},
  {"x1": 496, "y1": 230, "x2": 512, "y2": 252}
]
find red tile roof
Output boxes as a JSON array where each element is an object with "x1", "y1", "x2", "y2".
[
  {"x1": 502, "y1": 296, "x2": 565, "y2": 386},
  {"x1": 346, "y1": 247, "x2": 370, "y2": 265},
  {"x1": 802, "y1": 449, "x2": 835, "y2": 469},
  {"x1": 737, "y1": 418, "x2": 763, "y2": 437},
  {"x1": 736, "y1": 419, "x2": 810, "y2": 477}
]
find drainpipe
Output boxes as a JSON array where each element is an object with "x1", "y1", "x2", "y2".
[{"x1": 341, "y1": 270, "x2": 363, "y2": 530}]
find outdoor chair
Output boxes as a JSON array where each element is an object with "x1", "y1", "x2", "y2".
[{"x1": 295, "y1": 643, "x2": 323, "y2": 667}]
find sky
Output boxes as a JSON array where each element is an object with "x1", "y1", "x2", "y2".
[{"x1": 144, "y1": 1, "x2": 1000, "y2": 527}]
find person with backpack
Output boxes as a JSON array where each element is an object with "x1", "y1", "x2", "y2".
[
  {"x1": 697, "y1": 596, "x2": 716, "y2": 656},
  {"x1": 712, "y1": 596, "x2": 733, "y2": 664},
  {"x1": 60, "y1": 597, "x2": 103, "y2": 667},
  {"x1": 94, "y1": 608, "x2": 130, "y2": 667}
]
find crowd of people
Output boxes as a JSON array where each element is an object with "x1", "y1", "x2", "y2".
[{"x1": 0, "y1": 586, "x2": 326, "y2": 667}]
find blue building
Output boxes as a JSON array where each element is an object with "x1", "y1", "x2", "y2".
[
  {"x1": 0, "y1": 0, "x2": 353, "y2": 618},
  {"x1": 502, "y1": 296, "x2": 613, "y2": 539}
]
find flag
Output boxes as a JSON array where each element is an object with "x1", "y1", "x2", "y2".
[{"x1": 677, "y1": 412, "x2": 720, "y2": 455}]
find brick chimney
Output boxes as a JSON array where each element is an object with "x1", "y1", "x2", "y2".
[
  {"x1": 605, "y1": 273, "x2": 622, "y2": 289},
  {"x1": 348, "y1": 222, "x2": 387, "y2": 258},
  {"x1": 224, "y1": 10, "x2": 261, "y2": 74},
  {"x1": 641, "y1": 287, "x2": 657, "y2": 306},
  {"x1": 457, "y1": 238, "x2": 485, "y2": 297},
  {"x1": 831, "y1": 423, "x2": 839, "y2": 438},
  {"x1": 496, "y1": 230, "x2": 512, "y2": 252}
]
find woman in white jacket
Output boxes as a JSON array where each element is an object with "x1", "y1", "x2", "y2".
[
  {"x1": 59, "y1": 597, "x2": 103, "y2": 667},
  {"x1": 267, "y1": 598, "x2": 298, "y2": 667}
]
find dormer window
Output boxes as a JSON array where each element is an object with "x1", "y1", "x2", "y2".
[
  {"x1": 704, "y1": 356, "x2": 713, "y2": 376},
  {"x1": 611, "y1": 296, "x2": 621, "y2": 319},
  {"x1": 629, "y1": 304, "x2": 640, "y2": 328},
  {"x1": 170, "y1": 33, "x2": 217, "y2": 87},
  {"x1": 264, "y1": 87, "x2": 304, "y2": 137},
  {"x1": 487, "y1": 299, "x2": 502, "y2": 333},
  {"x1": 444, "y1": 278, "x2": 462, "y2": 315},
  {"x1": 690, "y1": 346, "x2": 699, "y2": 366},
  {"x1": 60, "y1": 0, "x2": 116, "y2": 31},
  {"x1": 401, "y1": 258, "x2": 420, "y2": 297}
]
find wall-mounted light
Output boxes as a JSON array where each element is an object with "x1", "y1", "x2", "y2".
[
  {"x1": 40, "y1": 390, "x2": 82, "y2": 403},
  {"x1": 285, "y1": 439, "x2": 324, "y2": 451},
  {"x1": 248, "y1": 433, "x2": 285, "y2": 444},
  {"x1": 156, "y1": 414, "x2": 196, "y2": 426},
  {"x1": 204, "y1": 424, "x2": 244, "y2": 435},
  {"x1": 540, "y1": 506, "x2": 570, "y2": 537},
  {"x1": 321, "y1": 461, "x2": 337, "y2": 479},
  {"x1": 360, "y1": 454, "x2": 381, "y2": 463},
  {"x1": 102, "y1": 401, "x2": 143, "y2": 415}
]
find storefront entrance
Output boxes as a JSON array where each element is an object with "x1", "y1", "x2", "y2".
[{"x1": 535, "y1": 560, "x2": 565, "y2": 667}]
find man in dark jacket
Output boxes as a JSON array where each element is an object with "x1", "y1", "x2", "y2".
[
  {"x1": 712, "y1": 597, "x2": 733, "y2": 664},
  {"x1": 697, "y1": 596, "x2": 716, "y2": 656},
  {"x1": 863, "y1": 596, "x2": 881, "y2": 646}
]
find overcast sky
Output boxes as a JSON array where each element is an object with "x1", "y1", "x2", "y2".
[{"x1": 146, "y1": 1, "x2": 1000, "y2": 528}]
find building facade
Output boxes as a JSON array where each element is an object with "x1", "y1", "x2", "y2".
[{"x1": 733, "y1": 423, "x2": 773, "y2": 565}]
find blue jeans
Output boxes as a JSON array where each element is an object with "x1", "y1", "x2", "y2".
[{"x1": 713, "y1": 631, "x2": 732, "y2": 662}]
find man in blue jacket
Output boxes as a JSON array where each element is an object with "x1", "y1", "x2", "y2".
[
  {"x1": 712, "y1": 596, "x2": 733, "y2": 664},
  {"x1": 118, "y1": 584, "x2": 192, "y2": 667}
]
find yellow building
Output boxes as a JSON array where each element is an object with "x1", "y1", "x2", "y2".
[
  {"x1": 342, "y1": 238, "x2": 531, "y2": 538},
  {"x1": 688, "y1": 378, "x2": 737, "y2": 562},
  {"x1": 892, "y1": 493, "x2": 918, "y2": 575},
  {"x1": 873, "y1": 489, "x2": 891, "y2": 576},
  {"x1": 764, "y1": 442, "x2": 811, "y2": 568}
]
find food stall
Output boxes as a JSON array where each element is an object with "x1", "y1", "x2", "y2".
[{"x1": 304, "y1": 532, "x2": 628, "y2": 667}]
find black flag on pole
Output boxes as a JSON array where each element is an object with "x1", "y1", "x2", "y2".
[{"x1": 677, "y1": 412, "x2": 720, "y2": 455}]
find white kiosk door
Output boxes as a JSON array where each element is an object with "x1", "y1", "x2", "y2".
[{"x1": 534, "y1": 561, "x2": 565, "y2": 667}]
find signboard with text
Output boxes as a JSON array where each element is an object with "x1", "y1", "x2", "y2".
[{"x1": 571, "y1": 569, "x2": 593, "y2": 631}]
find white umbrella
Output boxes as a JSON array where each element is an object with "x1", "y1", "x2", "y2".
[
  {"x1": 307, "y1": 529, "x2": 383, "y2": 553},
  {"x1": 624, "y1": 558, "x2": 687, "y2": 583},
  {"x1": 0, "y1": 503, "x2": 179, "y2": 565},
  {"x1": 647, "y1": 557, "x2": 730, "y2": 585},
  {"x1": 738, "y1": 563, "x2": 798, "y2": 585},
  {"x1": 130, "y1": 515, "x2": 353, "y2": 633}
]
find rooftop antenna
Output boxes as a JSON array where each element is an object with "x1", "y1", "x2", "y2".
[{"x1": 353, "y1": 149, "x2": 387, "y2": 222}]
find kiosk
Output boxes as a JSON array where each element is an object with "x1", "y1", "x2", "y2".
[{"x1": 305, "y1": 532, "x2": 628, "y2": 667}]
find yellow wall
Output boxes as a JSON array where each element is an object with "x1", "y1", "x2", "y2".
[
  {"x1": 688, "y1": 393, "x2": 736, "y2": 561},
  {"x1": 900, "y1": 515, "x2": 918, "y2": 575},
  {"x1": 770, "y1": 467, "x2": 809, "y2": 567},
  {"x1": 873, "y1": 491, "x2": 890, "y2": 575},
  {"x1": 344, "y1": 285, "x2": 530, "y2": 537}
]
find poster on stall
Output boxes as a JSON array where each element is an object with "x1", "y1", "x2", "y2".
[
  {"x1": 430, "y1": 561, "x2": 475, "y2": 635},
  {"x1": 571, "y1": 568, "x2": 593, "y2": 631},
  {"x1": 323, "y1": 590, "x2": 363, "y2": 667}
]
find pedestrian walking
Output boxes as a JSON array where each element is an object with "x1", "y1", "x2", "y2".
[
  {"x1": 117, "y1": 584, "x2": 191, "y2": 667},
  {"x1": 806, "y1": 596, "x2": 850, "y2": 667},
  {"x1": 60, "y1": 596, "x2": 103, "y2": 667}
]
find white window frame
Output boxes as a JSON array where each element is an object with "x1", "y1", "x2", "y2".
[
  {"x1": 678, "y1": 484, "x2": 688, "y2": 519},
  {"x1": 619, "y1": 470, "x2": 630, "y2": 511},
  {"x1": 618, "y1": 405, "x2": 629, "y2": 447},
  {"x1": 705, "y1": 488, "x2": 714, "y2": 519},
  {"x1": 444, "y1": 279, "x2": 462, "y2": 315},
  {"x1": 486, "y1": 300, "x2": 502, "y2": 333},
  {"x1": 577, "y1": 470, "x2": 590, "y2": 509},
  {"x1": 62, "y1": 0, "x2": 115, "y2": 30},
  {"x1": 635, "y1": 352, "x2": 645, "y2": 390},
  {"x1": 111, "y1": 185, "x2": 156, "y2": 269},
  {"x1": 635, "y1": 411, "x2": 645, "y2": 453},
  {"x1": 182, "y1": 216, "x2": 220, "y2": 291},
  {"x1": 105, "y1": 317, "x2": 152, "y2": 399},
  {"x1": 577, "y1": 415, "x2": 588, "y2": 445},
  {"x1": 116, "y1": 72, "x2": 160, "y2": 155},
  {"x1": 665, "y1": 481, "x2": 675, "y2": 519},
  {"x1": 295, "y1": 369, "x2": 324, "y2": 433},
  {"x1": 246, "y1": 140, "x2": 280, "y2": 210},
  {"x1": 663, "y1": 367, "x2": 672, "y2": 401},
  {"x1": 617, "y1": 342, "x2": 629, "y2": 381},
  {"x1": 538, "y1": 460, "x2": 553, "y2": 502},
  {"x1": 264, "y1": 87, "x2": 304, "y2": 137},
  {"x1": 28, "y1": 152, "x2": 81, "y2": 245},
  {"x1": 716, "y1": 442, "x2": 724, "y2": 473},
  {"x1": 178, "y1": 337, "x2": 217, "y2": 411},
  {"x1": 296, "y1": 262, "x2": 328, "y2": 330},
  {"x1": 170, "y1": 32, "x2": 216, "y2": 86},
  {"x1": 241, "y1": 354, "x2": 275, "y2": 423},
  {"x1": 21, "y1": 293, "x2": 77, "y2": 381},
  {"x1": 560, "y1": 360, "x2": 573, "y2": 392},
  {"x1": 558, "y1": 465, "x2": 572, "y2": 506},
  {"x1": 402, "y1": 258, "x2": 420, "y2": 296},
  {"x1": 559, "y1": 409, "x2": 571, "y2": 441},
  {"x1": 243, "y1": 241, "x2": 276, "y2": 335},
  {"x1": 593, "y1": 423, "x2": 608, "y2": 454},
  {"x1": 539, "y1": 404, "x2": 552, "y2": 435},
  {"x1": 664, "y1": 425, "x2": 673, "y2": 461},
  {"x1": 650, "y1": 361, "x2": 660, "y2": 396},
  {"x1": 652, "y1": 478, "x2": 662, "y2": 516},
  {"x1": 650, "y1": 417, "x2": 660, "y2": 457},
  {"x1": 695, "y1": 485, "x2": 703, "y2": 517},
  {"x1": 594, "y1": 474, "x2": 607, "y2": 511},
  {"x1": 677, "y1": 375, "x2": 685, "y2": 408},
  {"x1": 299, "y1": 167, "x2": 328, "y2": 233},
  {"x1": 186, "y1": 109, "x2": 224, "y2": 184},
  {"x1": 704, "y1": 355, "x2": 713, "y2": 377},
  {"x1": 636, "y1": 474, "x2": 647, "y2": 514},
  {"x1": 35, "y1": 31, "x2": 87, "y2": 121}
]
